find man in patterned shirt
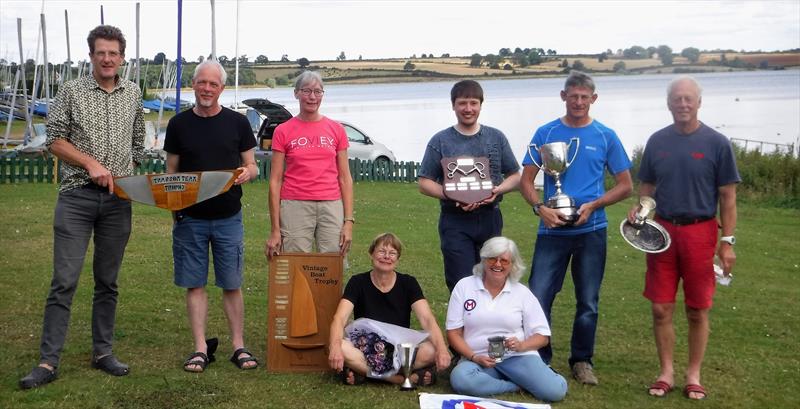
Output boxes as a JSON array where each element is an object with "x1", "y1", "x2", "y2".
[{"x1": 20, "y1": 25, "x2": 144, "y2": 389}]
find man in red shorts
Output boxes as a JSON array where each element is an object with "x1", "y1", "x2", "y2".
[{"x1": 629, "y1": 76, "x2": 740, "y2": 400}]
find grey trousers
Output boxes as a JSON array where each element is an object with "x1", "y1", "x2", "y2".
[{"x1": 39, "y1": 186, "x2": 132, "y2": 367}]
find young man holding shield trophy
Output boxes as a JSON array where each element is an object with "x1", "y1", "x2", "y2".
[
  {"x1": 520, "y1": 71, "x2": 632, "y2": 385},
  {"x1": 419, "y1": 80, "x2": 520, "y2": 293}
]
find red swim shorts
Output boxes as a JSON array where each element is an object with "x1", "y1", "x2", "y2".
[{"x1": 643, "y1": 217, "x2": 717, "y2": 309}]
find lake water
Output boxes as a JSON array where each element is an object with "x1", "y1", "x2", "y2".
[{"x1": 209, "y1": 70, "x2": 800, "y2": 162}]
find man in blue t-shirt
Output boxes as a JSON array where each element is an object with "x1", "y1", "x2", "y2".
[
  {"x1": 630, "y1": 76, "x2": 740, "y2": 400},
  {"x1": 520, "y1": 71, "x2": 632, "y2": 385},
  {"x1": 419, "y1": 80, "x2": 520, "y2": 292}
]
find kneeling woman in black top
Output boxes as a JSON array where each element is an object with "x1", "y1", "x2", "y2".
[{"x1": 328, "y1": 233, "x2": 450, "y2": 386}]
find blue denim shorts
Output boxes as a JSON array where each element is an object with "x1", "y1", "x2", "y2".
[{"x1": 172, "y1": 211, "x2": 244, "y2": 289}]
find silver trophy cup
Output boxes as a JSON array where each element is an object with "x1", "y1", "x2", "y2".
[
  {"x1": 632, "y1": 196, "x2": 657, "y2": 228},
  {"x1": 398, "y1": 343, "x2": 418, "y2": 391},
  {"x1": 527, "y1": 138, "x2": 580, "y2": 224},
  {"x1": 619, "y1": 196, "x2": 672, "y2": 253},
  {"x1": 487, "y1": 336, "x2": 506, "y2": 363}
]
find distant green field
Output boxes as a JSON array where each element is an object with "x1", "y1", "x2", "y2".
[{"x1": 1, "y1": 182, "x2": 798, "y2": 408}]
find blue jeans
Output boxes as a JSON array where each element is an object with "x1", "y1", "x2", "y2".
[
  {"x1": 40, "y1": 186, "x2": 132, "y2": 367},
  {"x1": 450, "y1": 355, "x2": 567, "y2": 402},
  {"x1": 528, "y1": 229, "x2": 607, "y2": 366},
  {"x1": 173, "y1": 211, "x2": 244, "y2": 289},
  {"x1": 438, "y1": 205, "x2": 502, "y2": 292}
]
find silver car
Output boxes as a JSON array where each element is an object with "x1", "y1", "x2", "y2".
[{"x1": 242, "y1": 98, "x2": 396, "y2": 165}]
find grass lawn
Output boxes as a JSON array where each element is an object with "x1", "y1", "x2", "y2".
[{"x1": 1, "y1": 181, "x2": 798, "y2": 408}]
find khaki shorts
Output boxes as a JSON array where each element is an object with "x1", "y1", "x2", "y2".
[{"x1": 280, "y1": 199, "x2": 343, "y2": 253}]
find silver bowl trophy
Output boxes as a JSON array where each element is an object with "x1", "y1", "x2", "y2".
[
  {"x1": 619, "y1": 196, "x2": 671, "y2": 253},
  {"x1": 398, "y1": 342, "x2": 418, "y2": 391},
  {"x1": 487, "y1": 336, "x2": 506, "y2": 363},
  {"x1": 527, "y1": 139, "x2": 580, "y2": 225}
]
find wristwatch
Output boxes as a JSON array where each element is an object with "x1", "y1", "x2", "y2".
[
  {"x1": 532, "y1": 202, "x2": 544, "y2": 216},
  {"x1": 720, "y1": 236, "x2": 736, "y2": 245}
]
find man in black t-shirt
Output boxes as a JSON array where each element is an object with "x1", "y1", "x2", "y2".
[{"x1": 164, "y1": 60, "x2": 258, "y2": 373}]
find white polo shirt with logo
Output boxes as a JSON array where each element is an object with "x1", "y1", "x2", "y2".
[{"x1": 446, "y1": 275, "x2": 550, "y2": 358}]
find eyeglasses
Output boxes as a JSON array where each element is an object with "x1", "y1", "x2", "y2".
[
  {"x1": 93, "y1": 51, "x2": 121, "y2": 59},
  {"x1": 485, "y1": 257, "x2": 511, "y2": 266},
  {"x1": 299, "y1": 88, "x2": 324, "y2": 96},
  {"x1": 375, "y1": 249, "x2": 399, "y2": 259}
]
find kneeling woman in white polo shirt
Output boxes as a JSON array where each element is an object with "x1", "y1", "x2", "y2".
[{"x1": 446, "y1": 236, "x2": 567, "y2": 402}]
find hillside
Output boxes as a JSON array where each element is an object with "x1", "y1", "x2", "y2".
[{"x1": 247, "y1": 52, "x2": 800, "y2": 85}]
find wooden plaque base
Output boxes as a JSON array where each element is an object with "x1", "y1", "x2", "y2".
[
  {"x1": 267, "y1": 253, "x2": 343, "y2": 372},
  {"x1": 441, "y1": 156, "x2": 494, "y2": 204}
]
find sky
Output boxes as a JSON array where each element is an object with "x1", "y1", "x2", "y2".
[{"x1": 1, "y1": 0, "x2": 799, "y2": 64}]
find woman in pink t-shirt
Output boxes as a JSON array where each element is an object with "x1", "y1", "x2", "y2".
[{"x1": 266, "y1": 71, "x2": 354, "y2": 258}]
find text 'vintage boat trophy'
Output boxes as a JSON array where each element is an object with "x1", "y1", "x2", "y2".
[
  {"x1": 528, "y1": 139, "x2": 580, "y2": 224},
  {"x1": 267, "y1": 253, "x2": 343, "y2": 372},
  {"x1": 113, "y1": 169, "x2": 242, "y2": 211},
  {"x1": 440, "y1": 156, "x2": 494, "y2": 205},
  {"x1": 620, "y1": 196, "x2": 671, "y2": 253}
]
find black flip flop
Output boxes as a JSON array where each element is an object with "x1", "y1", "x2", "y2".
[
  {"x1": 339, "y1": 366, "x2": 366, "y2": 385},
  {"x1": 413, "y1": 365, "x2": 437, "y2": 386}
]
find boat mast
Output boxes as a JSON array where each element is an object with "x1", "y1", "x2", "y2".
[
  {"x1": 175, "y1": 0, "x2": 183, "y2": 111},
  {"x1": 10, "y1": 18, "x2": 33, "y2": 144},
  {"x1": 234, "y1": 0, "x2": 240, "y2": 109},
  {"x1": 210, "y1": 0, "x2": 217, "y2": 61},
  {"x1": 40, "y1": 13, "x2": 51, "y2": 118},
  {"x1": 64, "y1": 10, "x2": 71, "y2": 81},
  {"x1": 135, "y1": 2, "x2": 141, "y2": 91}
]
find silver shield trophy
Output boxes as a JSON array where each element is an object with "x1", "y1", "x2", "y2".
[
  {"x1": 398, "y1": 343, "x2": 418, "y2": 390},
  {"x1": 527, "y1": 138, "x2": 580, "y2": 224}
]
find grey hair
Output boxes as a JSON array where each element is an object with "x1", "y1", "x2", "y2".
[
  {"x1": 564, "y1": 70, "x2": 595, "y2": 93},
  {"x1": 193, "y1": 59, "x2": 227, "y2": 85},
  {"x1": 471, "y1": 236, "x2": 526, "y2": 283},
  {"x1": 294, "y1": 71, "x2": 323, "y2": 92},
  {"x1": 667, "y1": 75, "x2": 703, "y2": 99}
]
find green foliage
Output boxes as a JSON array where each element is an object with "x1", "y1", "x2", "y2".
[
  {"x1": 613, "y1": 61, "x2": 626, "y2": 72},
  {"x1": 628, "y1": 143, "x2": 799, "y2": 208},
  {"x1": 403, "y1": 61, "x2": 415, "y2": 71},
  {"x1": 297, "y1": 58, "x2": 310, "y2": 68},
  {"x1": 681, "y1": 47, "x2": 701, "y2": 63},
  {"x1": 469, "y1": 53, "x2": 482, "y2": 67},
  {"x1": 623, "y1": 45, "x2": 647, "y2": 59},
  {"x1": 572, "y1": 60, "x2": 586, "y2": 71},
  {"x1": 732, "y1": 145, "x2": 800, "y2": 206},
  {"x1": 657, "y1": 45, "x2": 674, "y2": 65}
]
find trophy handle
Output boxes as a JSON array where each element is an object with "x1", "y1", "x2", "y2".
[
  {"x1": 565, "y1": 137, "x2": 580, "y2": 168},
  {"x1": 527, "y1": 143, "x2": 543, "y2": 169}
]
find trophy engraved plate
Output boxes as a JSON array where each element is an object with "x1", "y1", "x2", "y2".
[
  {"x1": 113, "y1": 169, "x2": 242, "y2": 211},
  {"x1": 441, "y1": 156, "x2": 494, "y2": 205},
  {"x1": 267, "y1": 253, "x2": 343, "y2": 372}
]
